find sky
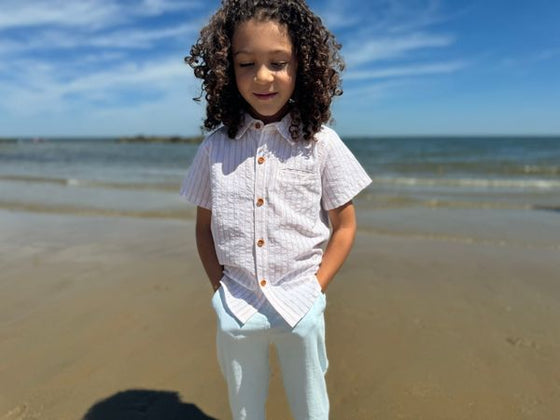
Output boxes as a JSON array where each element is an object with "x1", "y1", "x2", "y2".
[{"x1": 0, "y1": 0, "x2": 559, "y2": 137}]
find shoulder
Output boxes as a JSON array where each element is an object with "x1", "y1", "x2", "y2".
[
  {"x1": 315, "y1": 124, "x2": 344, "y2": 145},
  {"x1": 314, "y1": 124, "x2": 344, "y2": 156},
  {"x1": 206, "y1": 125, "x2": 229, "y2": 142},
  {"x1": 315, "y1": 124, "x2": 339, "y2": 140},
  {"x1": 198, "y1": 125, "x2": 229, "y2": 150}
]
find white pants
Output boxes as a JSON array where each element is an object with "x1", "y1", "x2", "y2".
[{"x1": 211, "y1": 287, "x2": 329, "y2": 420}]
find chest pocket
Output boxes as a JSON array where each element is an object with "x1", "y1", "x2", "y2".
[{"x1": 274, "y1": 166, "x2": 322, "y2": 224}]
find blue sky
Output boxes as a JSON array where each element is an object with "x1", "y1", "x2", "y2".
[{"x1": 0, "y1": 0, "x2": 559, "y2": 137}]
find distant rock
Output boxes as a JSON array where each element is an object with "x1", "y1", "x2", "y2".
[{"x1": 116, "y1": 135, "x2": 203, "y2": 144}]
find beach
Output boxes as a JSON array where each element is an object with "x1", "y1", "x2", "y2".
[
  {"x1": 1, "y1": 204, "x2": 559, "y2": 420},
  {"x1": 1, "y1": 136, "x2": 559, "y2": 418}
]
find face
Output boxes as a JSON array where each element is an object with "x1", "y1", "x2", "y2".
[{"x1": 232, "y1": 18, "x2": 297, "y2": 124}]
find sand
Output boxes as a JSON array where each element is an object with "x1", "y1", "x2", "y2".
[{"x1": 1, "y1": 209, "x2": 559, "y2": 419}]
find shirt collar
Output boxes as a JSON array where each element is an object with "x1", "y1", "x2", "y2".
[{"x1": 234, "y1": 113, "x2": 295, "y2": 144}]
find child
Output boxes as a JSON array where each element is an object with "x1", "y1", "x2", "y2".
[{"x1": 181, "y1": 0, "x2": 372, "y2": 418}]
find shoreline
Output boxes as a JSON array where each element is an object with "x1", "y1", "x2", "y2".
[
  {"x1": 1, "y1": 210, "x2": 559, "y2": 419},
  {"x1": 0, "y1": 201, "x2": 557, "y2": 251}
]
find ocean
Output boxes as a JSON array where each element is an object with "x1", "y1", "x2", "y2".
[{"x1": 1, "y1": 136, "x2": 559, "y2": 220}]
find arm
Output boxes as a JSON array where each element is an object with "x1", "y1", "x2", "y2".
[
  {"x1": 195, "y1": 206, "x2": 223, "y2": 292},
  {"x1": 315, "y1": 200, "x2": 357, "y2": 293}
]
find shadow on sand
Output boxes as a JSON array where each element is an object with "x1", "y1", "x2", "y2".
[{"x1": 82, "y1": 389, "x2": 218, "y2": 420}]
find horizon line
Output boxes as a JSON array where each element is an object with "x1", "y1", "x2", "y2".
[{"x1": 2, "y1": 133, "x2": 560, "y2": 140}]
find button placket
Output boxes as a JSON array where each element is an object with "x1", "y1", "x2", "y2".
[{"x1": 254, "y1": 128, "x2": 268, "y2": 291}]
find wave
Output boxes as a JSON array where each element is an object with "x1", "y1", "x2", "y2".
[
  {"x1": 0, "y1": 200, "x2": 196, "y2": 220},
  {"x1": 386, "y1": 163, "x2": 560, "y2": 177},
  {"x1": 360, "y1": 196, "x2": 541, "y2": 211},
  {"x1": 4, "y1": 171, "x2": 560, "y2": 196},
  {"x1": 359, "y1": 226, "x2": 560, "y2": 251},
  {"x1": 2, "y1": 200, "x2": 557, "y2": 251},
  {"x1": 0, "y1": 174, "x2": 178, "y2": 192},
  {"x1": 376, "y1": 176, "x2": 560, "y2": 190},
  {"x1": 3, "y1": 172, "x2": 560, "y2": 193},
  {"x1": 520, "y1": 165, "x2": 560, "y2": 176}
]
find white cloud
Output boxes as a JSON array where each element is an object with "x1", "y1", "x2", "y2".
[
  {"x1": 9, "y1": 22, "x2": 199, "y2": 51},
  {"x1": 0, "y1": 0, "x2": 203, "y2": 135},
  {"x1": 139, "y1": 0, "x2": 202, "y2": 15},
  {"x1": 0, "y1": 0, "x2": 203, "y2": 30},
  {"x1": 88, "y1": 23, "x2": 200, "y2": 48},
  {"x1": 341, "y1": 78, "x2": 410, "y2": 102},
  {"x1": 64, "y1": 60, "x2": 189, "y2": 93},
  {"x1": 0, "y1": 83, "x2": 204, "y2": 137},
  {"x1": 534, "y1": 48, "x2": 560, "y2": 62},
  {"x1": 346, "y1": 60, "x2": 467, "y2": 80},
  {"x1": 0, "y1": 0, "x2": 123, "y2": 30},
  {"x1": 498, "y1": 48, "x2": 560, "y2": 71},
  {"x1": 0, "y1": 11, "x2": 200, "y2": 55},
  {"x1": 85, "y1": 88, "x2": 204, "y2": 136},
  {"x1": 316, "y1": 0, "x2": 460, "y2": 34},
  {"x1": 0, "y1": 0, "x2": 479, "y2": 136},
  {"x1": 0, "y1": 56, "x2": 196, "y2": 115},
  {"x1": 344, "y1": 33, "x2": 455, "y2": 66},
  {"x1": 0, "y1": 52, "x2": 203, "y2": 136},
  {"x1": 382, "y1": 0, "x2": 469, "y2": 34}
]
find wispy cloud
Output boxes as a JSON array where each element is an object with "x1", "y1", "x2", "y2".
[
  {"x1": 0, "y1": 0, "x2": 202, "y2": 30},
  {"x1": 0, "y1": 22, "x2": 199, "y2": 52},
  {"x1": 344, "y1": 33, "x2": 455, "y2": 66},
  {"x1": 9, "y1": 0, "x2": 554, "y2": 136},
  {"x1": 346, "y1": 60, "x2": 467, "y2": 80},
  {"x1": 0, "y1": 0, "x2": 202, "y2": 120},
  {"x1": 498, "y1": 47, "x2": 560, "y2": 71},
  {"x1": 1, "y1": 0, "x2": 467, "y2": 135},
  {"x1": 314, "y1": 0, "x2": 463, "y2": 94},
  {"x1": 317, "y1": 0, "x2": 462, "y2": 34},
  {"x1": 342, "y1": 78, "x2": 411, "y2": 102},
  {"x1": 534, "y1": 48, "x2": 560, "y2": 62},
  {"x1": 0, "y1": 1, "x2": 123, "y2": 30},
  {"x1": 1, "y1": 57, "x2": 194, "y2": 115}
]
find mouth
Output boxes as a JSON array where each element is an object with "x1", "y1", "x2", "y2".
[{"x1": 253, "y1": 92, "x2": 278, "y2": 100}]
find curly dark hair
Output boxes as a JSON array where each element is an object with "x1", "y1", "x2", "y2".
[{"x1": 185, "y1": 0, "x2": 344, "y2": 141}]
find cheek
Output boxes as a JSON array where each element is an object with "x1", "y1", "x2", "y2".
[
  {"x1": 286, "y1": 66, "x2": 297, "y2": 88},
  {"x1": 284, "y1": 70, "x2": 297, "y2": 91},
  {"x1": 234, "y1": 70, "x2": 251, "y2": 92}
]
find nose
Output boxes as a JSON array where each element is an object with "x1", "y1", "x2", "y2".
[{"x1": 254, "y1": 64, "x2": 274, "y2": 84}]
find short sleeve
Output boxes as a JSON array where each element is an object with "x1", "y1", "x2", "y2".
[
  {"x1": 320, "y1": 129, "x2": 372, "y2": 211},
  {"x1": 179, "y1": 137, "x2": 212, "y2": 209}
]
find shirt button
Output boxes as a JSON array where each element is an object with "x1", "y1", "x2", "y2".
[
  {"x1": 257, "y1": 156, "x2": 266, "y2": 164},
  {"x1": 255, "y1": 122, "x2": 262, "y2": 129},
  {"x1": 257, "y1": 239, "x2": 265, "y2": 247},
  {"x1": 256, "y1": 198, "x2": 264, "y2": 207},
  {"x1": 260, "y1": 279, "x2": 267, "y2": 287}
]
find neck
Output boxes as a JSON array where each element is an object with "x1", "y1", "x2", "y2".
[{"x1": 247, "y1": 103, "x2": 291, "y2": 125}]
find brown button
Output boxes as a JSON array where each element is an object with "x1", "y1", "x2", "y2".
[
  {"x1": 255, "y1": 122, "x2": 262, "y2": 129},
  {"x1": 257, "y1": 156, "x2": 265, "y2": 164},
  {"x1": 260, "y1": 279, "x2": 267, "y2": 287},
  {"x1": 257, "y1": 239, "x2": 265, "y2": 247},
  {"x1": 256, "y1": 198, "x2": 264, "y2": 207}
]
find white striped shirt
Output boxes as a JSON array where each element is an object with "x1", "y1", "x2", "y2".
[{"x1": 180, "y1": 114, "x2": 372, "y2": 327}]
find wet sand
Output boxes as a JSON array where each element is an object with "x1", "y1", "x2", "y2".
[{"x1": 1, "y1": 209, "x2": 559, "y2": 419}]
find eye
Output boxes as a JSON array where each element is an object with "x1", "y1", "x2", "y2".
[
  {"x1": 271, "y1": 62, "x2": 288, "y2": 69},
  {"x1": 238, "y1": 62, "x2": 254, "y2": 68}
]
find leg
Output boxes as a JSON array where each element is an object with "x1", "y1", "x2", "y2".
[
  {"x1": 274, "y1": 294, "x2": 329, "y2": 420},
  {"x1": 212, "y1": 288, "x2": 270, "y2": 420}
]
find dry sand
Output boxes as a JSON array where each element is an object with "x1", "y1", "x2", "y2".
[{"x1": 1, "y1": 209, "x2": 559, "y2": 419}]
